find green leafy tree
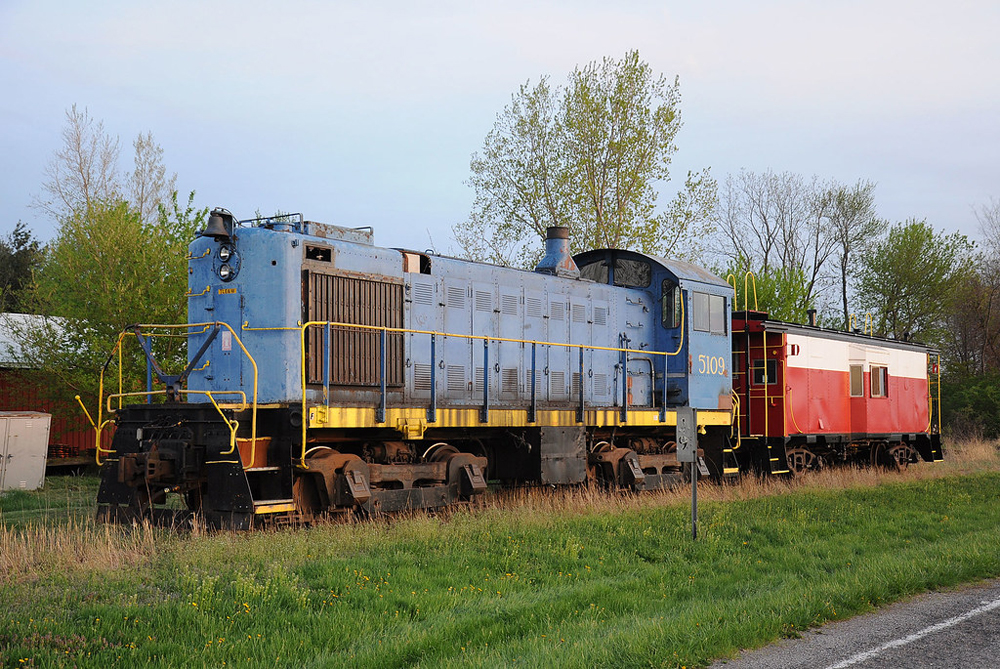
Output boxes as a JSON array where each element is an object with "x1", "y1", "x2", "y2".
[
  {"x1": 454, "y1": 50, "x2": 716, "y2": 267},
  {"x1": 855, "y1": 219, "x2": 974, "y2": 344},
  {"x1": 10, "y1": 197, "x2": 203, "y2": 407},
  {"x1": 0, "y1": 222, "x2": 41, "y2": 312},
  {"x1": 7, "y1": 107, "x2": 204, "y2": 412}
]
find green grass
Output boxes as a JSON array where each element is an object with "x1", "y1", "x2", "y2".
[
  {"x1": 3, "y1": 468, "x2": 1000, "y2": 667},
  {"x1": 0, "y1": 475, "x2": 99, "y2": 528}
]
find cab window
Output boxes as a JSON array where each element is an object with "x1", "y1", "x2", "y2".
[
  {"x1": 693, "y1": 291, "x2": 727, "y2": 334},
  {"x1": 579, "y1": 260, "x2": 608, "y2": 284},
  {"x1": 661, "y1": 280, "x2": 682, "y2": 328},
  {"x1": 613, "y1": 258, "x2": 651, "y2": 288}
]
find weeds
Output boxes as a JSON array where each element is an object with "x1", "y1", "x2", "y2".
[{"x1": 1, "y1": 440, "x2": 998, "y2": 667}]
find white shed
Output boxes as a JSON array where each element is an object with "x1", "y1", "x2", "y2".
[{"x1": 0, "y1": 411, "x2": 51, "y2": 491}]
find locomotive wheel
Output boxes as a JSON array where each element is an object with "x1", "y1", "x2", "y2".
[
  {"x1": 785, "y1": 448, "x2": 820, "y2": 475},
  {"x1": 423, "y1": 442, "x2": 459, "y2": 462}
]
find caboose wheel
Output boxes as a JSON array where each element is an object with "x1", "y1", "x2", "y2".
[
  {"x1": 785, "y1": 448, "x2": 820, "y2": 474},
  {"x1": 886, "y1": 443, "x2": 915, "y2": 470}
]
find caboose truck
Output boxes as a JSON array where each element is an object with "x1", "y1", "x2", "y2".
[
  {"x1": 94, "y1": 210, "x2": 734, "y2": 528},
  {"x1": 731, "y1": 309, "x2": 943, "y2": 474}
]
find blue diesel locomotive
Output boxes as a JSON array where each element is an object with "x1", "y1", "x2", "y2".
[{"x1": 95, "y1": 209, "x2": 734, "y2": 528}]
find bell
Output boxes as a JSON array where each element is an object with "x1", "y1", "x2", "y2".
[{"x1": 203, "y1": 209, "x2": 232, "y2": 240}]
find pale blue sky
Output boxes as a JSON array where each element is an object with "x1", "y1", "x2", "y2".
[{"x1": 1, "y1": 0, "x2": 997, "y2": 253}]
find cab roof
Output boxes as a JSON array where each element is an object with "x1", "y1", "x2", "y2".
[{"x1": 573, "y1": 249, "x2": 731, "y2": 289}]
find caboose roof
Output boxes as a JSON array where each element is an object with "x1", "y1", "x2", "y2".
[{"x1": 733, "y1": 312, "x2": 938, "y2": 354}]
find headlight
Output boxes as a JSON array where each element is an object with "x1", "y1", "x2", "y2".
[
  {"x1": 218, "y1": 245, "x2": 232, "y2": 262},
  {"x1": 219, "y1": 264, "x2": 233, "y2": 281}
]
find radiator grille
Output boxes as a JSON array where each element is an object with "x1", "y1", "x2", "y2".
[{"x1": 305, "y1": 272, "x2": 404, "y2": 386}]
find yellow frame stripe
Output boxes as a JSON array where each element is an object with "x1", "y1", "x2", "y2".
[{"x1": 308, "y1": 406, "x2": 732, "y2": 431}]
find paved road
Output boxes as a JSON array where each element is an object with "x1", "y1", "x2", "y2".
[{"x1": 710, "y1": 579, "x2": 1000, "y2": 668}]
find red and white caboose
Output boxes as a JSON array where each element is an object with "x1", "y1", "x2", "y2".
[{"x1": 731, "y1": 311, "x2": 943, "y2": 474}]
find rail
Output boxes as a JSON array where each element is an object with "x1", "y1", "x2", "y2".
[
  {"x1": 78, "y1": 322, "x2": 260, "y2": 466},
  {"x1": 726, "y1": 271, "x2": 758, "y2": 312},
  {"x1": 296, "y1": 295, "x2": 687, "y2": 466}
]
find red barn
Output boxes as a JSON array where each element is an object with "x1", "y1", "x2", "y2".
[{"x1": 731, "y1": 311, "x2": 943, "y2": 474}]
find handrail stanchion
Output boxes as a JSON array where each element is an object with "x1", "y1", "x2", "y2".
[
  {"x1": 660, "y1": 353, "x2": 667, "y2": 422},
  {"x1": 620, "y1": 335, "x2": 629, "y2": 423},
  {"x1": 529, "y1": 342, "x2": 537, "y2": 424},
  {"x1": 377, "y1": 327, "x2": 387, "y2": 424},
  {"x1": 481, "y1": 338, "x2": 489, "y2": 423},
  {"x1": 428, "y1": 333, "x2": 437, "y2": 423},
  {"x1": 577, "y1": 345, "x2": 585, "y2": 422},
  {"x1": 323, "y1": 321, "x2": 331, "y2": 408},
  {"x1": 144, "y1": 336, "x2": 153, "y2": 403}
]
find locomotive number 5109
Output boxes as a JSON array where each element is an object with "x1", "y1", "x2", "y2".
[{"x1": 698, "y1": 354, "x2": 726, "y2": 375}]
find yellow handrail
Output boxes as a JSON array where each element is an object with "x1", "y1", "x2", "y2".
[
  {"x1": 185, "y1": 285, "x2": 211, "y2": 298},
  {"x1": 89, "y1": 322, "x2": 261, "y2": 467},
  {"x1": 295, "y1": 296, "x2": 688, "y2": 466},
  {"x1": 105, "y1": 389, "x2": 245, "y2": 454},
  {"x1": 744, "y1": 272, "x2": 758, "y2": 311},
  {"x1": 730, "y1": 392, "x2": 742, "y2": 450},
  {"x1": 726, "y1": 274, "x2": 739, "y2": 311},
  {"x1": 184, "y1": 248, "x2": 211, "y2": 261}
]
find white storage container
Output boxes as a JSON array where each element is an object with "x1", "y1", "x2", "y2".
[{"x1": 0, "y1": 411, "x2": 51, "y2": 491}]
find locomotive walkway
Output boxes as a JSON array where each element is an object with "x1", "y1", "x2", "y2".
[{"x1": 711, "y1": 578, "x2": 1000, "y2": 668}]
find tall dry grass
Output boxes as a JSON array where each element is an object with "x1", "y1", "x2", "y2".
[
  {"x1": 2, "y1": 438, "x2": 996, "y2": 586},
  {"x1": 475, "y1": 437, "x2": 1000, "y2": 521},
  {"x1": 0, "y1": 519, "x2": 163, "y2": 586}
]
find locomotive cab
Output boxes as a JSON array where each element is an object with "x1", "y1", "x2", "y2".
[{"x1": 574, "y1": 249, "x2": 733, "y2": 413}]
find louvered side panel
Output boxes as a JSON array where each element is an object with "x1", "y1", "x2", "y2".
[{"x1": 305, "y1": 272, "x2": 404, "y2": 387}]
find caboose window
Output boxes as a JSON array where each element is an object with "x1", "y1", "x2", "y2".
[
  {"x1": 613, "y1": 258, "x2": 651, "y2": 288},
  {"x1": 661, "y1": 280, "x2": 682, "y2": 328},
  {"x1": 871, "y1": 365, "x2": 888, "y2": 397},
  {"x1": 693, "y1": 292, "x2": 726, "y2": 334},
  {"x1": 850, "y1": 364, "x2": 863, "y2": 397},
  {"x1": 752, "y1": 359, "x2": 777, "y2": 385}
]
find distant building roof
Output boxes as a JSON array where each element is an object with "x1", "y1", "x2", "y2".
[{"x1": 0, "y1": 313, "x2": 49, "y2": 367}]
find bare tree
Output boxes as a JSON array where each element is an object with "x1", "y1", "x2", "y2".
[
  {"x1": 33, "y1": 106, "x2": 176, "y2": 225},
  {"x1": 715, "y1": 170, "x2": 835, "y2": 310},
  {"x1": 820, "y1": 180, "x2": 883, "y2": 328},
  {"x1": 127, "y1": 131, "x2": 177, "y2": 225},
  {"x1": 34, "y1": 105, "x2": 120, "y2": 220}
]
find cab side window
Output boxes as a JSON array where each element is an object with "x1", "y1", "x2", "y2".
[
  {"x1": 661, "y1": 280, "x2": 682, "y2": 328},
  {"x1": 693, "y1": 291, "x2": 727, "y2": 335}
]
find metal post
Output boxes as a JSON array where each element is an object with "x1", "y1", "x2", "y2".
[
  {"x1": 377, "y1": 327, "x2": 387, "y2": 424},
  {"x1": 676, "y1": 406, "x2": 698, "y2": 540},
  {"x1": 659, "y1": 354, "x2": 667, "y2": 422},
  {"x1": 323, "y1": 322, "x2": 331, "y2": 407},
  {"x1": 578, "y1": 345, "x2": 585, "y2": 422},
  {"x1": 427, "y1": 333, "x2": 437, "y2": 423},
  {"x1": 692, "y1": 463, "x2": 698, "y2": 540},
  {"x1": 481, "y1": 338, "x2": 490, "y2": 423},
  {"x1": 529, "y1": 342, "x2": 537, "y2": 424}
]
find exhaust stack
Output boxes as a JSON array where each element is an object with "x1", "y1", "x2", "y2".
[{"x1": 534, "y1": 226, "x2": 580, "y2": 279}]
